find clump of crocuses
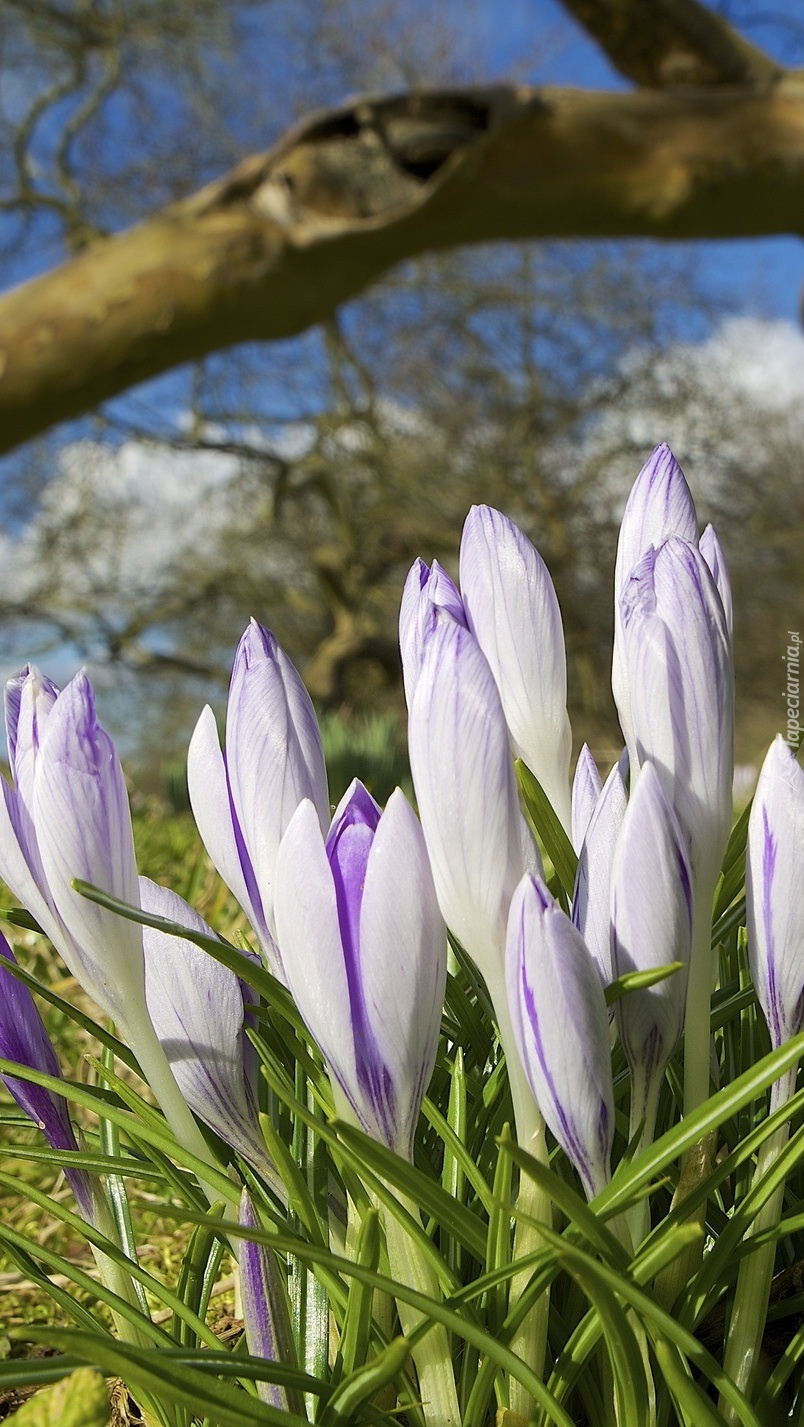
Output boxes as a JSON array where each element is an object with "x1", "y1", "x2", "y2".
[{"x1": 1, "y1": 441, "x2": 795, "y2": 1427}]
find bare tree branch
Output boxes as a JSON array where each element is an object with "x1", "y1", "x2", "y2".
[
  {"x1": 1, "y1": 77, "x2": 804, "y2": 454},
  {"x1": 558, "y1": 0, "x2": 782, "y2": 89}
]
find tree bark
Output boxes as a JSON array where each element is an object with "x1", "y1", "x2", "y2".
[{"x1": 2, "y1": 77, "x2": 804, "y2": 453}]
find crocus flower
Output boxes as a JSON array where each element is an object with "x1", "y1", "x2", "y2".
[
  {"x1": 187, "y1": 619, "x2": 329, "y2": 978},
  {"x1": 140, "y1": 879, "x2": 279, "y2": 1189},
  {"x1": 612, "y1": 444, "x2": 699, "y2": 767},
  {"x1": 611, "y1": 762, "x2": 693, "y2": 1128},
  {"x1": 274, "y1": 780, "x2": 445, "y2": 1160},
  {"x1": 0, "y1": 667, "x2": 147, "y2": 1039},
  {"x1": 399, "y1": 558, "x2": 466, "y2": 707},
  {"x1": 407, "y1": 616, "x2": 534, "y2": 982},
  {"x1": 239, "y1": 1190, "x2": 300, "y2": 1411},
  {"x1": 506, "y1": 873, "x2": 614, "y2": 1200},
  {"x1": 572, "y1": 755, "x2": 628, "y2": 989},
  {"x1": 459, "y1": 504, "x2": 573, "y2": 832},
  {"x1": 0, "y1": 937, "x2": 95, "y2": 1222},
  {"x1": 746, "y1": 736, "x2": 804, "y2": 1052},
  {"x1": 619, "y1": 537, "x2": 734, "y2": 897},
  {"x1": 0, "y1": 666, "x2": 229, "y2": 1187}
]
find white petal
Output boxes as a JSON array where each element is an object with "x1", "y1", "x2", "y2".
[
  {"x1": 187, "y1": 704, "x2": 276, "y2": 965},
  {"x1": 359, "y1": 789, "x2": 445, "y2": 1152},
  {"x1": 747, "y1": 736, "x2": 804, "y2": 1048},
  {"x1": 33, "y1": 674, "x2": 145, "y2": 1030},
  {"x1": 460, "y1": 504, "x2": 572, "y2": 831},
  {"x1": 408, "y1": 619, "x2": 523, "y2": 979},
  {"x1": 274, "y1": 801, "x2": 358, "y2": 1102}
]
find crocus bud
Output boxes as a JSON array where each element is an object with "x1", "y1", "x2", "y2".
[
  {"x1": 274, "y1": 781, "x2": 445, "y2": 1160},
  {"x1": 239, "y1": 1190, "x2": 299, "y2": 1411},
  {"x1": 460, "y1": 504, "x2": 572, "y2": 832},
  {"x1": 140, "y1": 879, "x2": 275, "y2": 1182},
  {"x1": 747, "y1": 736, "x2": 804, "y2": 1050},
  {"x1": 399, "y1": 558, "x2": 466, "y2": 707},
  {"x1": 187, "y1": 619, "x2": 329, "y2": 977},
  {"x1": 611, "y1": 762, "x2": 693, "y2": 1117},
  {"x1": 33, "y1": 673, "x2": 144, "y2": 1028},
  {"x1": 612, "y1": 445, "x2": 699, "y2": 765},
  {"x1": 506, "y1": 873, "x2": 614, "y2": 1200},
  {"x1": 5, "y1": 671, "x2": 148, "y2": 1039},
  {"x1": 572, "y1": 756, "x2": 628, "y2": 988},
  {"x1": 0, "y1": 938, "x2": 95, "y2": 1222},
  {"x1": 620, "y1": 538, "x2": 734, "y2": 896},
  {"x1": 571, "y1": 744, "x2": 603, "y2": 855},
  {"x1": 407, "y1": 617, "x2": 532, "y2": 981}
]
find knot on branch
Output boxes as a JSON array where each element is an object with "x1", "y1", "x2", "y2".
[{"x1": 251, "y1": 92, "x2": 495, "y2": 230}]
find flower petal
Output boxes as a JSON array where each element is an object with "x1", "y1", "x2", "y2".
[
  {"x1": 187, "y1": 703, "x2": 276, "y2": 966},
  {"x1": 506, "y1": 873, "x2": 613, "y2": 1200},
  {"x1": 399, "y1": 558, "x2": 466, "y2": 707},
  {"x1": 274, "y1": 800, "x2": 359, "y2": 1111},
  {"x1": 620, "y1": 538, "x2": 733, "y2": 891},
  {"x1": 226, "y1": 621, "x2": 329, "y2": 946},
  {"x1": 613, "y1": 445, "x2": 699, "y2": 762},
  {"x1": 571, "y1": 755, "x2": 628, "y2": 987},
  {"x1": 460, "y1": 504, "x2": 572, "y2": 831},
  {"x1": 571, "y1": 744, "x2": 602, "y2": 855},
  {"x1": 611, "y1": 761, "x2": 693, "y2": 1088},
  {"x1": 32, "y1": 672, "x2": 145, "y2": 1031},
  {"x1": 358, "y1": 788, "x2": 446, "y2": 1156},
  {"x1": 140, "y1": 878, "x2": 268, "y2": 1170},
  {"x1": 699, "y1": 523, "x2": 733, "y2": 637},
  {"x1": 747, "y1": 736, "x2": 804, "y2": 1049},
  {"x1": 407, "y1": 618, "x2": 524, "y2": 979}
]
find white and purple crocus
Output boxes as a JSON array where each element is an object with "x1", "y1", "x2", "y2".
[
  {"x1": 188, "y1": 618, "x2": 329, "y2": 980},
  {"x1": 274, "y1": 779, "x2": 445, "y2": 1159}
]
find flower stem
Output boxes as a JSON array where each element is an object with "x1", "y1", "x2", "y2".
[
  {"x1": 720, "y1": 1067, "x2": 797, "y2": 1421},
  {"x1": 381, "y1": 1190, "x2": 461, "y2": 1427}
]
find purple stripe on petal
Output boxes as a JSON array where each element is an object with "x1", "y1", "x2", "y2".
[
  {"x1": 327, "y1": 782, "x2": 397, "y2": 1145},
  {"x1": 761, "y1": 806, "x2": 783, "y2": 1047}
]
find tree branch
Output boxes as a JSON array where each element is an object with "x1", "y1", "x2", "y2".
[
  {"x1": 558, "y1": 0, "x2": 782, "y2": 89},
  {"x1": 2, "y1": 78, "x2": 804, "y2": 453}
]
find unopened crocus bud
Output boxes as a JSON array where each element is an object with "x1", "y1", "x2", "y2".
[
  {"x1": 407, "y1": 617, "x2": 532, "y2": 982},
  {"x1": 620, "y1": 538, "x2": 734, "y2": 896},
  {"x1": 572, "y1": 755, "x2": 628, "y2": 989},
  {"x1": 460, "y1": 504, "x2": 572, "y2": 832},
  {"x1": 140, "y1": 879, "x2": 278, "y2": 1188},
  {"x1": 612, "y1": 444, "x2": 699, "y2": 765},
  {"x1": 506, "y1": 873, "x2": 614, "y2": 1200},
  {"x1": 275, "y1": 781, "x2": 445, "y2": 1160},
  {"x1": 611, "y1": 762, "x2": 693, "y2": 1126},
  {"x1": 399, "y1": 558, "x2": 466, "y2": 707},
  {"x1": 187, "y1": 619, "x2": 329, "y2": 977},
  {"x1": 747, "y1": 736, "x2": 804, "y2": 1051},
  {"x1": 239, "y1": 1190, "x2": 300, "y2": 1411},
  {"x1": 0, "y1": 937, "x2": 95, "y2": 1222}
]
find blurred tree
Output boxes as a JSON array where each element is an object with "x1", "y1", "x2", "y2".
[
  {"x1": 0, "y1": 0, "x2": 799, "y2": 771},
  {"x1": 0, "y1": 0, "x2": 801, "y2": 451}
]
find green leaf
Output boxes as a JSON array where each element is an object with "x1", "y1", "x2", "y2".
[
  {"x1": 333, "y1": 1208, "x2": 381, "y2": 1383},
  {"x1": 320, "y1": 1337, "x2": 411, "y2": 1426},
  {"x1": 10, "y1": 1332, "x2": 311, "y2": 1427},
  {"x1": 515, "y1": 761, "x2": 577, "y2": 898},
  {"x1": 8, "y1": 1368, "x2": 110, "y2": 1427},
  {"x1": 545, "y1": 1233, "x2": 650, "y2": 1427},
  {"x1": 605, "y1": 961, "x2": 684, "y2": 1008}
]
